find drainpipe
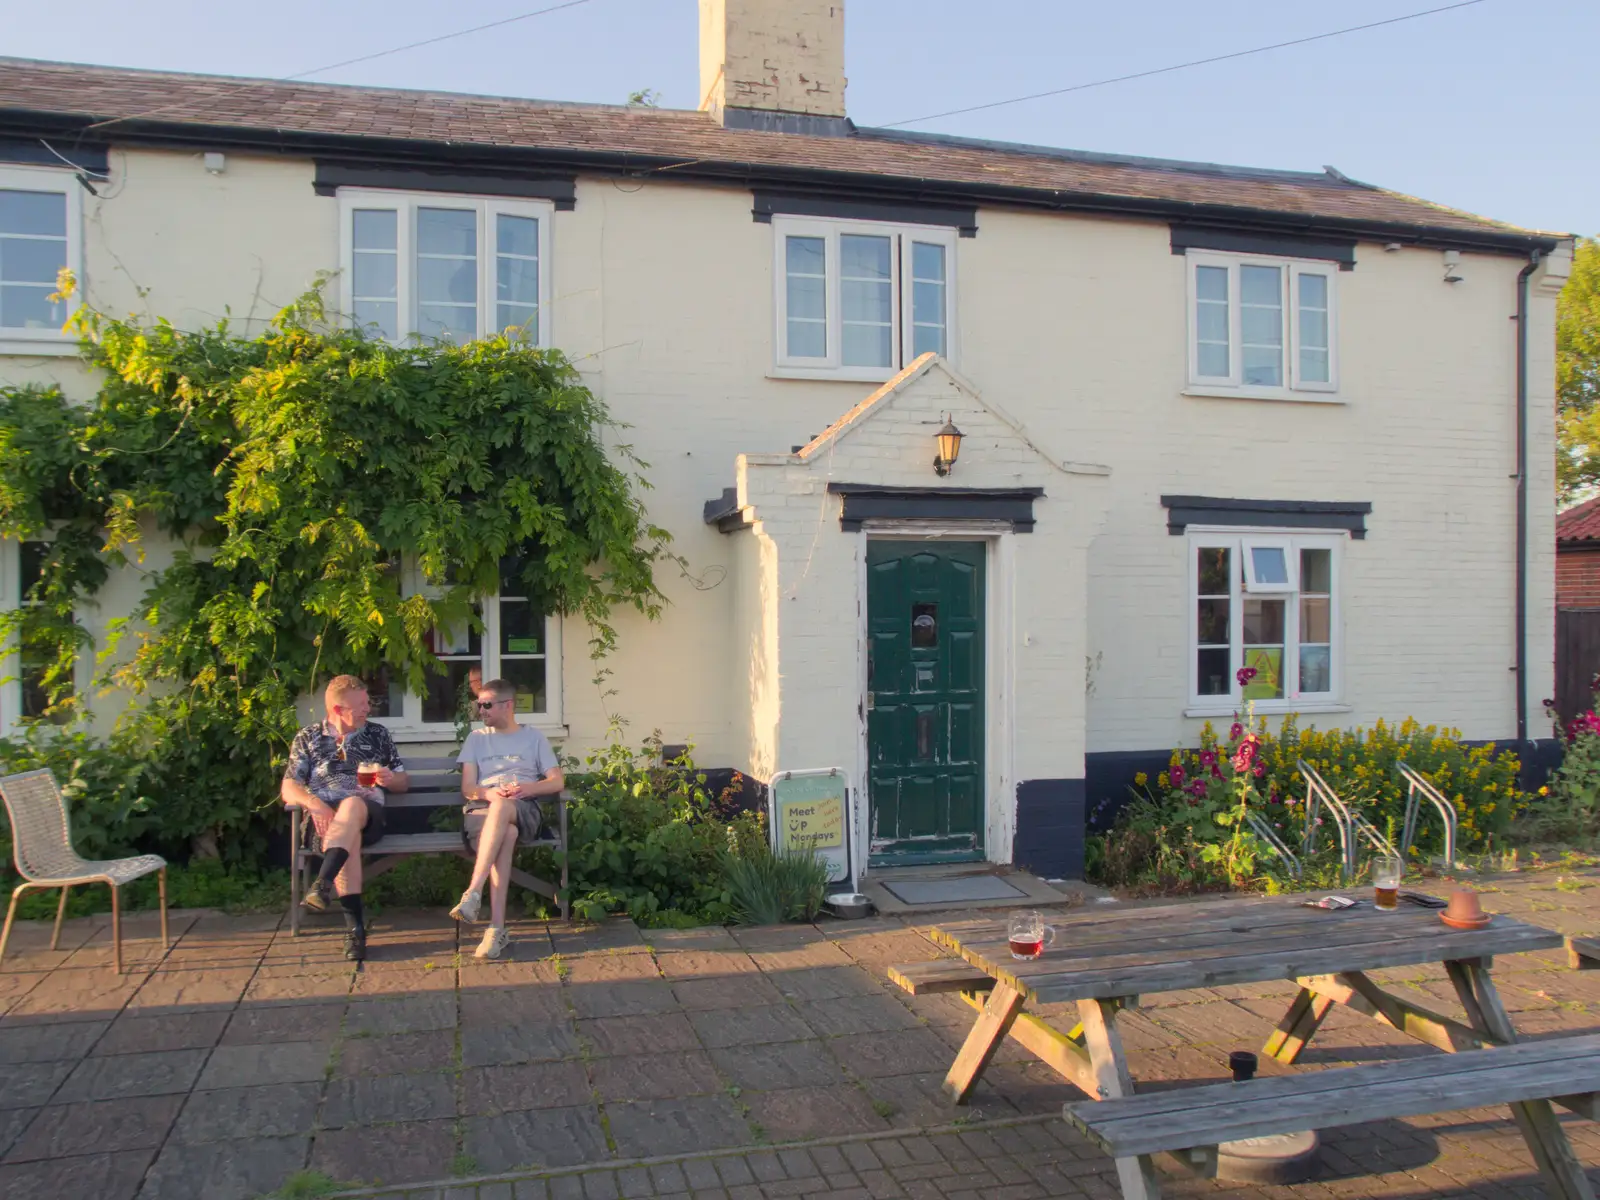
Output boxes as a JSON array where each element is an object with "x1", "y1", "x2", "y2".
[{"x1": 1514, "y1": 250, "x2": 1543, "y2": 746}]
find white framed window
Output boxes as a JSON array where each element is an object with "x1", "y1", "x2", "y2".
[
  {"x1": 1, "y1": 538, "x2": 75, "y2": 734},
  {"x1": 337, "y1": 190, "x2": 552, "y2": 345},
  {"x1": 1186, "y1": 252, "x2": 1337, "y2": 399},
  {"x1": 773, "y1": 216, "x2": 957, "y2": 381},
  {"x1": 1189, "y1": 531, "x2": 1340, "y2": 711},
  {"x1": 372, "y1": 557, "x2": 562, "y2": 734},
  {"x1": 0, "y1": 165, "x2": 83, "y2": 356}
]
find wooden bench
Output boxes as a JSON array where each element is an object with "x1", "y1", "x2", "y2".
[
  {"x1": 1568, "y1": 935, "x2": 1600, "y2": 970},
  {"x1": 1064, "y1": 1035, "x2": 1600, "y2": 1200},
  {"x1": 288, "y1": 755, "x2": 568, "y2": 934},
  {"x1": 888, "y1": 960, "x2": 1138, "y2": 1101}
]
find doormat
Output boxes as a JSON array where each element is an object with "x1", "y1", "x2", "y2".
[{"x1": 881, "y1": 876, "x2": 1027, "y2": 905}]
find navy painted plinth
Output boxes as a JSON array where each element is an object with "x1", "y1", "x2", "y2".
[{"x1": 1013, "y1": 779, "x2": 1086, "y2": 880}]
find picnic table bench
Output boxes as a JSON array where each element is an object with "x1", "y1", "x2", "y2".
[
  {"x1": 288, "y1": 755, "x2": 568, "y2": 933},
  {"x1": 888, "y1": 896, "x2": 1599, "y2": 1200}
]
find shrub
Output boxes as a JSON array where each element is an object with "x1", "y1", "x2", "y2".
[
  {"x1": 723, "y1": 846, "x2": 829, "y2": 925},
  {"x1": 1530, "y1": 693, "x2": 1600, "y2": 843},
  {"x1": 1089, "y1": 708, "x2": 1530, "y2": 894},
  {"x1": 527, "y1": 734, "x2": 763, "y2": 925}
]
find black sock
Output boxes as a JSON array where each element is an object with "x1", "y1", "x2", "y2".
[
  {"x1": 340, "y1": 893, "x2": 365, "y2": 932},
  {"x1": 316, "y1": 847, "x2": 350, "y2": 888}
]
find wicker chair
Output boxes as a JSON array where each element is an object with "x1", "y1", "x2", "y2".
[{"x1": 0, "y1": 769, "x2": 168, "y2": 974}]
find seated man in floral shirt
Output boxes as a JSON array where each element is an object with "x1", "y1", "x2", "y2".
[{"x1": 281, "y1": 674, "x2": 409, "y2": 960}]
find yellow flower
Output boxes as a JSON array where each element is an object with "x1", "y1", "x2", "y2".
[
  {"x1": 1134, "y1": 772, "x2": 1149, "y2": 787},
  {"x1": 1158, "y1": 772, "x2": 1170, "y2": 789},
  {"x1": 1539, "y1": 786, "x2": 1551, "y2": 797}
]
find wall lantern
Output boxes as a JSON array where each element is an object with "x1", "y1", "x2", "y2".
[{"x1": 933, "y1": 416, "x2": 964, "y2": 477}]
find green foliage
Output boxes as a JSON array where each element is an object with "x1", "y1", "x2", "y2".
[
  {"x1": 536, "y1": 735, "x2": 763, "y2": 923},
  {"x1": 1088, "y1": 714, "x2": 1529, "y2": 894},
  {"x1": 1530, "y1": 697, "x2": 1600, "y2": 843},
  {"x1": 1559, "y1": 237, "x2": 1600, "y2": 502},
  {"x1": 722, "y1": 845, "x2": 830, "y2": 925},
  {"x1": 0, "y1": 287, "x2": 672, "y2": 861},
  {"x1": 267, "y1": 1170, "x2": 346, "y2": 1200}
]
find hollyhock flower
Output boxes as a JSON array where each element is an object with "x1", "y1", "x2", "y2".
[
  {"x1": 1253, "y1": 764, "x2": 1266, "y2": 778},
  {"x1": 1199, "y1": 750, "x2": 1217, "y2": 767},
  {"x1": 1170, "y1": 764, "x2": 1185, "y2": 785},
  {"x1": 1211, "y1": 763, "x2": 1223, "y2": 778},
  {"x1": 1228, "y1": 722, "x2": 1244, "y2": 741},
  {"x1": 1236, "y1": 666, "x2": 1258, "y2": 687}
]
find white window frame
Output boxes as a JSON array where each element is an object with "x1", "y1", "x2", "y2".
[
  {"x1": 336, "y1": 189, "x2": 553, "y2": 346},
  {"x1": 1242, "y1": 537, "x2": 1296, "y2": 594},
  {"x1": 771, "y1": 215, "x2": 958, "y2": 382},
  {"x1": 1186, "y1": 528, "x2": 1344, "y2": 715},
  {"x1": 1185, "y1": 251, "x2": 1339, "y2": 402},
  {"x1": 0, "y1": 164, "x2": 84, "y2": 357},
  {"x1": 382, "y1": 560, "x2": 564, "y2": 738}
]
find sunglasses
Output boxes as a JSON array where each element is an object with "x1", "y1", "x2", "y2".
[{"x1": 477, "y1": 698, "x2": 509, "y2": 709}]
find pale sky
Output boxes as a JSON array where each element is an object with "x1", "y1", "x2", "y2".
[{"x1": 7, "y1": 0, "x2": 1595, "y2": 236}]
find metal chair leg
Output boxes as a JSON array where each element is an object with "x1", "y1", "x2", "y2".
[
  {"x1": 110, "y1": 883, "x2": 122, "y2": 976},
  {"x1": 0, "y1": 886, "x2": 23, "y2": 968},
  {"x1": 51, "y1": 884, "x2": 71, "y2": 950},
  {"x1": 158, "y1": 867, "x2": 169, "y2": 952}
]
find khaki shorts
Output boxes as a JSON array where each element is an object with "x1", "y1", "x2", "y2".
[{"x1": 462, "y1": 797, "x2": 544, "y2": 853}]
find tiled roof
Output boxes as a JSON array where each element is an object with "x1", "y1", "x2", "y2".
[
  {"x1": 0, "y1": 56, "x2": 1562, "y2": 246},
  {"x1": 1559, "y1": 496, "x2": 1600, "y2": 543}
]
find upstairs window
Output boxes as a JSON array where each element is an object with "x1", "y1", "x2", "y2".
[
  {"x1": 773, "y1": 216, "x2": 957, "y2": 380},
  {"x1": 0, "y1": 165, "x2": 82, "y2": 354},
  {"x1": 1187, "y1": 252, "x2": 1337, "y2": 397},
  {"x1": 337, "y1": 190, "x2": 551, "y2": 345},
  {"x1": 1190, "y1": 532, "x2": 1339, "y2": 710}
]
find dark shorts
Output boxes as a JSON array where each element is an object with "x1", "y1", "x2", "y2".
[
  {"x1": 462, "y1": 797, "x2": 543, "y2": 854},
  {"x1": 304, "y1": 794, "x2": 387, "y2": 853}
]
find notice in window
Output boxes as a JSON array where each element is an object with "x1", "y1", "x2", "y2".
[{"x1": 1241, "y1": 647, "x2": 1283, "y2": 700}]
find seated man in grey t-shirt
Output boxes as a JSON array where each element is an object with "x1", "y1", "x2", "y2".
[{"x1": 450, "y1": 678, "x2": 564, "y2": 959}]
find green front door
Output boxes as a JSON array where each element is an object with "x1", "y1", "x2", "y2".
[{"x1": 866, "y1": 540, "x2": 985, "y2": 866}]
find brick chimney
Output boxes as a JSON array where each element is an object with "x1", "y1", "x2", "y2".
[{"x1": 699, "y1": 0, "x2": 849, "y2": 134}]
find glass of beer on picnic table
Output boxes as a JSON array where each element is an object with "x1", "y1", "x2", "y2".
[
  {"x1": 1372, "y1": 854, "x2": 1402, "y2": 911},
  {"x1": 1008, "y1": 910, "x2": 1056, "y2": 960}
]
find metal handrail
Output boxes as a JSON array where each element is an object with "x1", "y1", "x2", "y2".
[
  {"x1": 1244, "y1": 810, "x2": 1302, "y2": 880},
  {"x1": 1396, "y1": 761, "x2": 1460, "y2": 868},
  {"x1": 1297, "y1": 759, "x2": 1356, "y2": 881}
]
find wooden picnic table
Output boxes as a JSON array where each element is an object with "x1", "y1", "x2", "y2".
[{"x1": 908, "y1": 895, "x2": 1594, "y2": 1200}]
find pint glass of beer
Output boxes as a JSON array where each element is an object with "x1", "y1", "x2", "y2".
[{"x1": 1373, "y1": 855, "x2": 1402, "y2": 911}]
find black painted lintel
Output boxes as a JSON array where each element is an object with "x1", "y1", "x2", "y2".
[
  {"x1": 1171, "y1": 223, "x2": 1356, "y2": 270},
  {"x1": 312, "y1": 161, "x2": 577, "y2": 208},
  {"x1": 1161, "y1": 495, "x2": 1372, "y2": 538},
  {"x1": 828, "y1": 483, "x2": 1042, "y2": 532},
  {"x1": 753, "y1": 189, "x2": 978, "y2": 237}
]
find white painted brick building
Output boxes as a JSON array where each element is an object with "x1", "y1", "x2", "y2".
[{"x1": 0, "y1": 1, "x2": 1573, "y2": 877}]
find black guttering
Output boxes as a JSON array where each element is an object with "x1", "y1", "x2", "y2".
[
  {"x1": 1514, "y1": 252, "x2": 1543, "y2": 745},
  {"x1": 0, "y1": 109, "x2": 1560, "y2": 258},
  {"x1": 1160, "y1": 496, "x2": 1372, "y2": 539}
]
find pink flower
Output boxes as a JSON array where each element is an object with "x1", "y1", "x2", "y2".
[
  {"x1": 1199, "y1": 750, "x2": 1217, "y2": 768},
  {"x1": 1187, "y1": 780, "x2": 1207, "y2": 798},
  {"x1": 1211, "y1": 763, "x2": 1223, "y2": 778},
  {"x1": 1228, "y1": 722, "x2": 1244, "y2": 741},
  {"x1": 1170, "y1": 765, "x2": 1185, "y2": 785},
  {"x1": 1236, "y1": 666, "x2": 1258, "y2": 687},
  {"x1": 1253, "y1": 764, "x2": 1266, "y2": 778}
]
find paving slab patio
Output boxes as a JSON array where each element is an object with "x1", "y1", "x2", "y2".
[{"x1": 0, "y1": 864, "x2": 1597, "y2": 1198}]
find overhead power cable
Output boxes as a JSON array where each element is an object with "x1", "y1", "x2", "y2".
[
  {"x1": 879, "y1": 0, "x2": 1489, "y2": 129},
  {"x1": 80, "y1": 0, "x2": 598, "y2": 133}
]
